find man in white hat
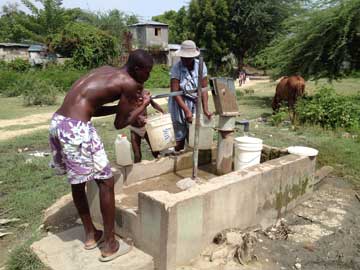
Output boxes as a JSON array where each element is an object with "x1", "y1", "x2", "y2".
[{"x1": 168, "y1": 40, "x2": 212, "y2": 151}]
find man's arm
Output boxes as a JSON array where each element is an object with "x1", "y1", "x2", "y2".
[
  {"x1": 171, "y1": 78, "x2": 193, "y2": 123},
  {"x1": 150, "y1": 99, "x2": 164, "y2": 113},
  {"x1": 93, "y1": 105, "x2": 118, "y2": 117},
  {"x1": 114, "y1": 92, "x2": 151, "y2": 129}
]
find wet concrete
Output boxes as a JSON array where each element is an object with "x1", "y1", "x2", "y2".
[{"x1": 117, "y1": 164, "x2": 217, "y2": 209}]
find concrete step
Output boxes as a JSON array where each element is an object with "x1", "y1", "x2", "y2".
[{"x1": 31, "y1": 226, "x2": 154, "y2": 270}]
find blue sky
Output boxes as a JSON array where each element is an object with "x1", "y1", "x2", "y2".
[{"x1": 1, "y1": 0, "x2": 189, "y2": 19}]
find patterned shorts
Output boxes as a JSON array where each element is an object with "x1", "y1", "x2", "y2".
[{"x1": 49, "y1": 113, "x2": 113, "y2": 185}]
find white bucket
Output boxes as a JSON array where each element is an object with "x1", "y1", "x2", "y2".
[
  {"x1": 234, "y1": 136, "x2": 263, "y2": 170},
  {"x1": 145, "y1": 113, "x2": 176, "y2": 152},
  {"x1": 188, "y1": 114, "x2": 214, "y2": 150}
]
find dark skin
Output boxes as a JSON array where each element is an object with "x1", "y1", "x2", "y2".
[
  {"x1": 171, "y1": 57, "x2": 212, "y2": 151},
  {"x1": 56, "y1": 60, "x2": 152, "y2": 258},
  {"x1": 131, "y1": 99, "x2": 164, "y2": 163}
]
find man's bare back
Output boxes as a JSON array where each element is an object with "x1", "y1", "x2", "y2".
[{"x1": 56, "y1": 66, "x2": 145, "y2": 123}]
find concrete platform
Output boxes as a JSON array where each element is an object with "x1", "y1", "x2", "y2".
[{"x1": 31, "y1": 226, "x2": 154, "y2": 270}]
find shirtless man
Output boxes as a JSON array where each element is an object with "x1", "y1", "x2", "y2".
[{"x1": 49, "y1": 49, "x2": 153, "y2": 262}]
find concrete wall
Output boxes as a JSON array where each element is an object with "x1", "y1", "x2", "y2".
[
  {"x1": 87, "y1": 151, "x2": 316, "y2": 270},
  {"x1": 137, "y1": 154, "x2": 316, "y2": 270},
  {"x1": 145, "y1": 26, "x2": 168, "y2": 49},
  {"x1": 0, "y1": 47, "x2": 29, "y2": 61}
]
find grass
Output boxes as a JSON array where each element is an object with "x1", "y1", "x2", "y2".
[{"x1": 0, "y1": 77, "x2": 360, "y2": 269}]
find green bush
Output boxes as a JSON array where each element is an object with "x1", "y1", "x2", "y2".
[
  {"x1": 7, "y1": 58, "x2": 31, "y2": 72},
  {"x1": 33, "y1": 66, "x2": 86, "y2": 92},
  {"x1": 0, "y1": 70, "x2": 22, "y2": 95},
  {"x1": 270, "y1": 107, "x2": 289, "y2": 126},
  {"x1": 12, "y1": 77, "x2": 60, "y2": 106},
  {"x1": 145, "y1": 64, "x2": 170, "y2": 88},
  {"x1": 49, "y1": 22, "x2": 118, "y2": 69},
  {"x1": 296, "y1": 86, "x2": 360, "y2": 130}
]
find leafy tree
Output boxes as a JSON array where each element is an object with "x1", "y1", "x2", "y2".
[
  {"x1": 49, "y1": 22, "x2": 118, "y2": 69},
  {"x1": 228, "y1": 0, "x2": 301, "y2": 71},
  {"x1": 185, "y1": 0, "x2": 300, "y2": 72},
  {"x1": 92, "y1": 9, "x2": 138, "y2": 41},
  {"x1": 188, "y1": 0, "x2": 232, "y2": 71},
  {"x1": 256, "y1": 0, "x2": 360, "y2": 80},
  {"x1": 0, "y1": 3, "x2": 33, "y2": 42},
  {"x1": 152, "y1": 7, "x2": 190, "y2": 43}
]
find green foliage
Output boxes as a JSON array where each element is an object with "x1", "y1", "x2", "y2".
[
  {"x1": 145, "y1": 64, "x2": 170, "y2": 88},
  {"x1": 33, "y1": 66, "x2": 87, "y2": 91},
  {"x1": 49, "y1": 22, "x2": 118, "y2": 69},
  {"x1": 152, "y1": 7, "x2": 190, "y2": 44},
  {"x1": 296, "y1": 86, "x2": 360, "y2": 130},
  {"x1": 0, "y1": 71, "x2": 22, "y2": 95},
  {"x1": 7, "y1": 58, "x2": 31, "y2": 72},
  {"x1": 270, "y1": 107, "x2": 290, "y2": 126},
  {"x1": 12, "y1": 77, "x2": 60, "y2": 106},
  {"x1": 257, "y1": 0, "x2": 360, "y2": 80}
]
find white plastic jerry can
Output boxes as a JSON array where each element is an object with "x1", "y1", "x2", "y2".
[{"x1": 114, "y1": 134, "x2": 133, "y2": 166}]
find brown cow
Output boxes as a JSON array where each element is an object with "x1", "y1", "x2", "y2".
[{"x1": 272, "y1": 75, "x2": 305, "y2": 113}]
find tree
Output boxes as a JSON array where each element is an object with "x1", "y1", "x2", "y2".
[
  {"x1": 0, "y1": 3, "x2": 32, "y2": 42},
  {"x1": 49, "y1": 22, "x2": 118, "y2": 69},
  {"x1": 188, "y1": 0, "x2": 232, "y2": 72},
  {"x1": 257, "y1": 0, "x2": 360, "y2": 79},
  {"x1": 228, "y1": 0, "x2": 301, "y2": 71},
  {"x1": 152, "y1": 7, "x2": 190, "y2": 44}
]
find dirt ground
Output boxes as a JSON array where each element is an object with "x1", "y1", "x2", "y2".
[
  {"x1": 179, "y1": 176, "x2": 360, "y2": 270},
  {"x1": 0, "y1": 113, "x2": 52, "y2": 141}
]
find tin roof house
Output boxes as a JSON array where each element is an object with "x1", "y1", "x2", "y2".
[
  {"x1": 129, "y1": 21, "x2": 171, "y2": 65},
  {"x1": 0, "y1": 43, "x2": 30, "y2": 62}
]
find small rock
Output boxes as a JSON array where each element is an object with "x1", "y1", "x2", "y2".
[
  {"x1": 295, "y1": 263, "x2": 301, "y2": 269},
  {"x1": 176, "y1": 178, "x2": 197, "y2": 190},
  {"x1": 37, "y1": 224, "x2": 44, "y2": 231},
  {"x1": 18, "y1": 223, "x2": 29, "y2": 229},
  {"x1": 226, "y1": 232, "x2": 243, "y2": 246},
  {"x1": 265, "y1": 258, "x2": 269, "y2": 262},
  {"x1": 17, "y1": 148, "x2": 23, "y2": 153},
  {"x1": 210, "y1": 246, "x2": 229, "y2": 262},
  {"x1": 0, "y1": 218, "x2": 20, "y2": 225},
  {"x1": 0, "y1": 232, "x2": 13, "y2": 238}
]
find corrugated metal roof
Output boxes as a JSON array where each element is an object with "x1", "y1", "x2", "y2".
[
  {"x1": 28, "y1": 44, "x2": 46, "y2": 52},
  {"x1": 0, "y1": 43, "x2": 30, "y2": 47},
  {"x1": 168, "y1": 44, "x2": 181, "y2": 50},
  {"x1": 129, "y1": 20, "x2": 168, "y2": 27}
]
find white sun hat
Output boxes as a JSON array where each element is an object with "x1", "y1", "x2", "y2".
[{"x1": 175, "y1": 40, "x2": 200, "y2": 58}]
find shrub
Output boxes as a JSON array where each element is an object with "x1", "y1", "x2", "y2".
[
  {"x1": 270, "y1": 107, "x2": 289, "y2": 126},
  {"x1": 7, "y1": 58, "x2": 31, "y2": 72},
  {"x1": 49, "y1": 22, "x2": 118, "y2": 69},
  {"x1": 0, "y1": 70, "x2": 22, "y2": 95},
  {"x1": 33, "y1": 66, "x2": 87, "y2": 92},
  {"x1": 12, "y1": 77, "x2": 60, "y2": 106},
  {"x1": 145, "y1": 64, "x2": 170, "y2": 88},
  {"x1": 296, "y1": 86, "x2": 360, "y2": 130}
]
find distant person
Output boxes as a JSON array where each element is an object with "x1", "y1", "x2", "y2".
[
  {"x1": 168, "y1": 40, "x2": 212, "y2": 151},
  {"x1": 49, "y1": 49, "x2": 153, "y2": 262},
  {"x1": 239, "y1": 70, "x2": 246, "y2": 86},
  {"x1": 129, "y1": 99, "x2": 164, "y2": 163}
]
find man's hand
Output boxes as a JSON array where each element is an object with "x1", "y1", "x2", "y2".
[
  {"x1": 185, "y1": 110, "x2": 193, "y2": 123},
  {"x1": 142, "y1": 90, "x2": 151, "y2": 107},
  {"x1": 203, "y1": 110, "x2": 213, "y2": 120}
]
